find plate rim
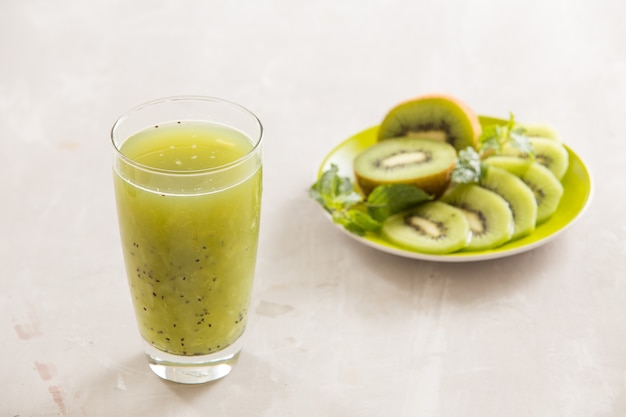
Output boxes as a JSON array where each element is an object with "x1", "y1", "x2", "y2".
[{"x1": 316, "y1": 120, "x2": 594, "y2": 262}]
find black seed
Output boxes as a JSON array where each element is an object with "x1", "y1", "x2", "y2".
[{"x1": 143, "y1": 307, "x2": 147, "y2": 311}]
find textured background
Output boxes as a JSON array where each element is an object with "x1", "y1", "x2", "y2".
[{"x1": 1, "y1": 0, "x2": 624, "y2": 416}]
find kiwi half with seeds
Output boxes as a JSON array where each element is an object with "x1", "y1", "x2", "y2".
[
  {"x1": 382, "y1": 201, "x2": 471, "y2": 254},
  {"x1": 479, "y1": 165, "x2": 537, "y2": 240},
  {"x1": 377, "y1": 94, "x2": 481, "y2": 151},
  {"x1": 484, "y1": 156, "x2": 564, "y2": 224},
  {"x1": 440, "y1": 183, "x2": 514, "y2": 251},
  {"x1": 354, "y1": 136, "x2": 457, "y2": 197}
]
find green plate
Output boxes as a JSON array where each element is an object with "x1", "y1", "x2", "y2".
[{"x1": 317, "y1": 117, "x2": 593, "y2": 262}]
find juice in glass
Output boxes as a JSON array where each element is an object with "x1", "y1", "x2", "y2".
[{"x1": 111, "y1": 97, "x2": 262, "y2": 383}]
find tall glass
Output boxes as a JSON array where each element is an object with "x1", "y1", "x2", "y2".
[{"x1": 110, "y1": 96, "x2": 263, "y2": 384}]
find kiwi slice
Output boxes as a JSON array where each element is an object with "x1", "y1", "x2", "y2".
[
  {"x1": 479, "y1": 166, "x2": 537, "y2": 240},
  {"x1": 353, "y1": 136, "x2": 457, "y2": 197},
  {"x1": 440, "y1": 184, "x2": 514, "y2": 251},
  {"x1": 484, "y1": 156, "x2": 564, "y2": 224},
  {"x1": 521, "y1": 124, "x2": 560, "y2": 141},
  {"x1": 533, "y1": 138, "x2": 569, "y2": 180},
  {"x1": 377, "y1": 94, "x2": 481, "y2": 151},
  {"x1": 501, "y1": 137, "x2": 569, "y2": 180},
  {"x1": 382, "y1": 201, "x2": 470, "y2": 254}
]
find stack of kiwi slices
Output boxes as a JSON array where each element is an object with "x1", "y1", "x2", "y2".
[{"x1": 353, "y1": 93, "x2": 569, "y2": 255}]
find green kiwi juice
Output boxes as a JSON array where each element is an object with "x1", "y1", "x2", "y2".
[{"x1": 113, "y1": 121, "x2": 262, "y2": 356}]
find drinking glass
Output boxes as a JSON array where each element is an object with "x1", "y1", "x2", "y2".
[{"x1": 111, "y1": 96, "x2": 263, "y2": 384}]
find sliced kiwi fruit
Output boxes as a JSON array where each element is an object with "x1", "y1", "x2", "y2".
[
  {"x1": 479, "y1": 166, "x2": 537, "y2": 240},
  {"x1": 484, "y1": 156, "x2": 564, "y2": 224},
  {"x1": 500, "y1": 137, "x2": 569, "y2": 180},
  {"x1": 530, "y1": 138, "x2": 569, "y2": 179},
  {"x1": 521, "y1": 123, "x2": 560, "y2": 141},
  {"x1": 377, "y1": 94, "x2": 481, "y2": 151},
  {"x1": 440, "y1": 184, "x2": 514, "y2": 251},
  {"x1": 353, "y1": 136, "x2": 457, "y2": 197},
  {"x1": 382, "y1": 201, "x2": 470, "y2": 254}
]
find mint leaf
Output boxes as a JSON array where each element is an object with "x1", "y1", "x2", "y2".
[
  {"x1": 509, "y1": 125, "x2": 535, "y2": 156},
  {"x1": 310, "y1": 166, "x2": 433, "y2": 235},
  {"x1": 451, "y1": 112, "x2": 535, "y2": 183},
  {"x1": 366, "y1": 184, "x2": 432, "y2": 222},
  {"x1": 310, "y1": 164, "x2": 381, "y2": 235},
  {"x1": 343, "y1": 209, "x2": 382, "y2": 235},
  {"x1": 451, "y1": 147, "x2": 483, "y2": 184},
  {"x1": 309, "y1": 164, "x2": 362, "y2": 213},
  {"x1": 478, "y1": 124, "x2": 504, "y2": 155}
]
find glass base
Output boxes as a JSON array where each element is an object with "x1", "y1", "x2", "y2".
[{"x1": 143, "y1": 338, "x2": 242, "y2": 384}]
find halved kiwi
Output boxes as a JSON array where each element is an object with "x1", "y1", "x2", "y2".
[
  {"x1": 377, "y1": 94, "x2": 481, "y2": 151},
  {"x1": 484, "y1": 156, "x2": 564, "y2": 224},
  {"x1": 353, "y1": 136, "x2": 457, "y2": 197},
  {"x1": 382, "y1": 201, "x2": 471, "y2": 254},
  {"x1": 440, "y1": 183, "x2": 514, "y2": 251},
  {"x1": 479, "y1": 166, "x2": 537, "y2": 240}
]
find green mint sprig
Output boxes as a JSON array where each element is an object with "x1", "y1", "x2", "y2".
[
  {"x1": 451, "y1": 113, "x2": 535, "y2": 184},
  {"x1": 309, "y1": 164, "x2": 432, "y2": 235}
]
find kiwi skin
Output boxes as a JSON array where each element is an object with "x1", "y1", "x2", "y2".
[{"x1": 377, "y1": 93, "x2": 482, "y2": 151}]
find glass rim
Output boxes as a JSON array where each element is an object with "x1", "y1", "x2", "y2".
[{"x1": 110, "y1": 95, "x2": 263, "y2": 176}]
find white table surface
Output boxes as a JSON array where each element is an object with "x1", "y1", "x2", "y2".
[{"x1": 1, "y1": 1, "x2": 624, "y2": 416}]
